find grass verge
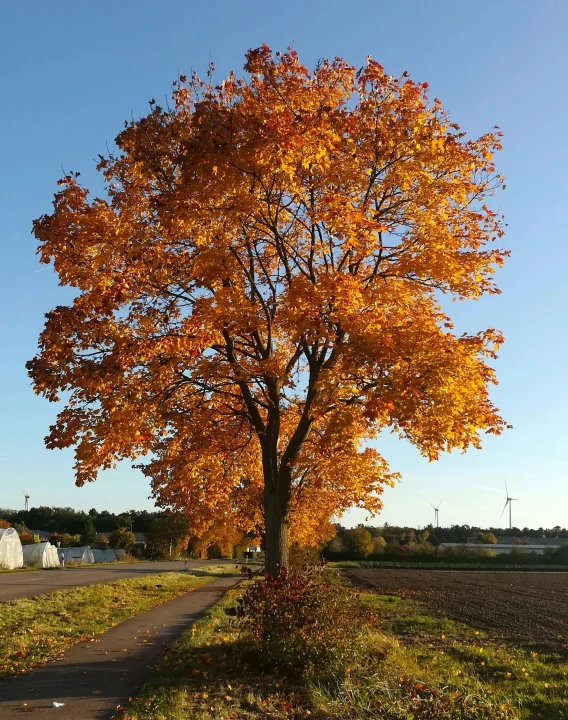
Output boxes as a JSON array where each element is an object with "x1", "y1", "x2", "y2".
[
  {"x1": 115, "y1": 580, "x2": 568, "y2": 719},
  {"x1": 0, "y1": 567, "x2": 237, "y2": 680}
]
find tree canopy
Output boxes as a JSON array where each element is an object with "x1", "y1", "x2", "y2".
[
  {"x1": 28, "y1": 46, "x2": 509, "y2": 571},
  {"x1": 107, "y1": 527, "x2": 135, "y2": 550}
]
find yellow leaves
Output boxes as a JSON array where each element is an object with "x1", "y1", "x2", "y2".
[{"x1": 29, "y1": 46, "x2": 507, "y2": 550}]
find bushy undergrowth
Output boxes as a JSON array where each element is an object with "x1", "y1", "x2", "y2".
[
  {"x1": 117, "y1": 581, "x2": 557, "y2": 720},
  {"x1": 235, "y1": 566, "x2": 367, "y2": 678}
]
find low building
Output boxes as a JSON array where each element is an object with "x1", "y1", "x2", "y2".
[
  {"x1": 30, "y1": 530, "x2": 53, "y2": 541},
  {"x1": 133, "y1": 532, "x2": 147, "y2": 546},
  {"x1": 96, "y1": 531, "x2": 147, "y2": 546},
  {"x1": 439, "y1": 542, "x2": 560, "y2": 556},
  {"x1": 495, "y1": 536, "x2": 568, "y2": 546}
]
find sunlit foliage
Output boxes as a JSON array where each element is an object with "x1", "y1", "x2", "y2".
[{"x1": 28, "y1": 46, "x2": 508, "y2": 570}]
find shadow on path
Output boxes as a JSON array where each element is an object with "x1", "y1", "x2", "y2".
[{"x1": 0, "y1": 575, "x2": 240, "y2": 718}]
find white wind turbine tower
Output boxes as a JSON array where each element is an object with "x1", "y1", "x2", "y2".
[
  {"x1": 24, "y1": 486, "x2": 31, "y2": 512},
  {"x1": 430, "y1": 499, "x2": 443, "y2": 528},
  {"x1": 500, "y1": 481, "x2": 517, "y2": 530}
]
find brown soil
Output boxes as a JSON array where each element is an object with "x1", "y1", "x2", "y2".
[{"x1": 346, "y1": 569, "x2": 568, "y2": 655}]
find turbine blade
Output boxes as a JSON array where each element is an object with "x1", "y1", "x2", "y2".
[
  {"x1": 505, "y1": 479, "x2": 509, "y2": 497},
  {"x1": 500, "y1": 499, "x2": 509, "y2": 517},
  {"x1": 438, "y1": 499, "x2": 443, "y2": 509}
]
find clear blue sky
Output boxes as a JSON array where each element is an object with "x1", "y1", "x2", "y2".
[{"x1": 1, "y1": 1, "x2": 566, "y2": 529}]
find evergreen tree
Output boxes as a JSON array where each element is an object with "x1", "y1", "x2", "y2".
[{"x1": 80, "y1": 516, "x2": 97, "y2": 546}]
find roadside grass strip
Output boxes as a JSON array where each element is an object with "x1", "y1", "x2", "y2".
[
  {"x1": 0, "y1": 567, "x2": 238, "y2": 680},
  {"x1": 116, "y1": 586, "x2": 568, "y2": 720}
]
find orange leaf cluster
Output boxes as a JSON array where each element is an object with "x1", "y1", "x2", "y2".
[{"x1": 28, "y1": 47, "x2": 509, "y2": 561}]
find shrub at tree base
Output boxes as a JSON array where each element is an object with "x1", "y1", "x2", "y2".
[{"x1": 235, "y1": 567, "x2": 367, "y2": 678}]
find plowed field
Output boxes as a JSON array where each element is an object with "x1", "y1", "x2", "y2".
[{"x1": 346, "y1": 569, "x2": 568, "y2": 655}]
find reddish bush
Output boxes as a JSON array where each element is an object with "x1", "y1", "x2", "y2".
[{"x1": 236, "y1": 566, "x2": 367, "y2": 677}]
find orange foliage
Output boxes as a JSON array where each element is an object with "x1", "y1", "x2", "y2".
[
  {"x1": 18, "y1": 530, "x2": 37, "y2": 546},
  {"x1": 28, "y1": 47, "x2": 509, "y2": 569},
  {"x1": 190, "y1": 518, "x2": 249, "y2": 559}
]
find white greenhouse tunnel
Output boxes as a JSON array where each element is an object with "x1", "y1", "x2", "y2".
[
  {"x1": 92, "y1": 548, "x2": 118, "y2": 563},
  {"x1": 22, "y1": 541, "x2": 61, "y2": 568},
  {"x1": 0, "y1": 527, "x2": 24, "y2": 569},
  {"x1": 1, "y1": 530, "x2": 127, "y2": 570},
  {"x1": 57, "y1": 546, "x2": 95, "y2": 564}
]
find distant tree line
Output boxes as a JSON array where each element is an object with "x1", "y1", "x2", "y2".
[
  {"x1": 324, "y1": 523, "x2": 568, "y2": 562},
  {"x1": 0, "y1": 505, "x2": 257, "y2": 560},
  {"x1": 0, "y1": 506, "x2": 160, "y2": 535},
  {"x1": 3, "y1": 508, "x2": 566, "y2": 562}
]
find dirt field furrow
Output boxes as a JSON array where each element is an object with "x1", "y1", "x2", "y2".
[{"x1": 346, "y1": 569, "x2": 568, "y2": 655}]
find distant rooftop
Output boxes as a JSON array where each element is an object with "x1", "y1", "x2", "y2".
[
  {"x1": 30, "y1": 530, "x2": 52, "y2": 540},
  {"x1": 496, "y1": 536, "x2": 568, "y2": 546},
  {"x1": 96, "y1": 531, "x2": 147, "y2": 543}
]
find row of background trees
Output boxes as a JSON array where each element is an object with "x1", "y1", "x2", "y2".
[
  {"x1": 4, "y1": 506, "x2": 566, "y2": 542},
  {"x1": 324, "y1": 524, "x2": 568, "y2": 562},
  {"x1": 0, "y1": 506, "x2": 158, "y2": 535},
  {"x1": 3, "y1": 506, "x2": 567, "y2": 560},
  {"x1": 0, "y1": 506, "x2": 258, "y2": 559}
]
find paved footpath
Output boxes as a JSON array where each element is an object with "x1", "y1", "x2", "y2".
[
  {"x1": 0, "y1": 560, "x2": 235, "y2": 602},
  {"x1": 0, "y1": 575, "x2": 240, "y2": 718}
]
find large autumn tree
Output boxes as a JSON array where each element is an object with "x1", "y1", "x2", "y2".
[{"x1": 28, "y1": 47, "x2": 509, "y2": 572}]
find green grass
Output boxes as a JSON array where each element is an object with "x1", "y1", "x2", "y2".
[
  {"x1": 360, "y1": 593, "x2": 568, "y2": 717},
  {"x1": 0, "y1": 566, "x2": 239, "y2": 680},
  {"x1": 116, "y1": 583, "x2": 568, "y2": 720}
]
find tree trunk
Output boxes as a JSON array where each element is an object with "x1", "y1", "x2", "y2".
[{"x1": 264, "y1": 481, "x2": 290, "y2": 575}]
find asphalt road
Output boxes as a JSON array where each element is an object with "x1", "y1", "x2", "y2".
[
  {"x1": 0, "y1": 559, "x2": 236, "y2": 602},
  {"x1": 0, "y1": 575, "x2": 241, "y2": 718}
]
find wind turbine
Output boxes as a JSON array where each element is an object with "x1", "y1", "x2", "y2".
[
  {"x1": 500, "y1": 481, "x2": 517, "y2": 530},
  {"x1": 24, "y1": 486, "x2": 31, "y2": 512},
  {"x1": 430, "y1": 499, "x2": 443, "y2": 528}
]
